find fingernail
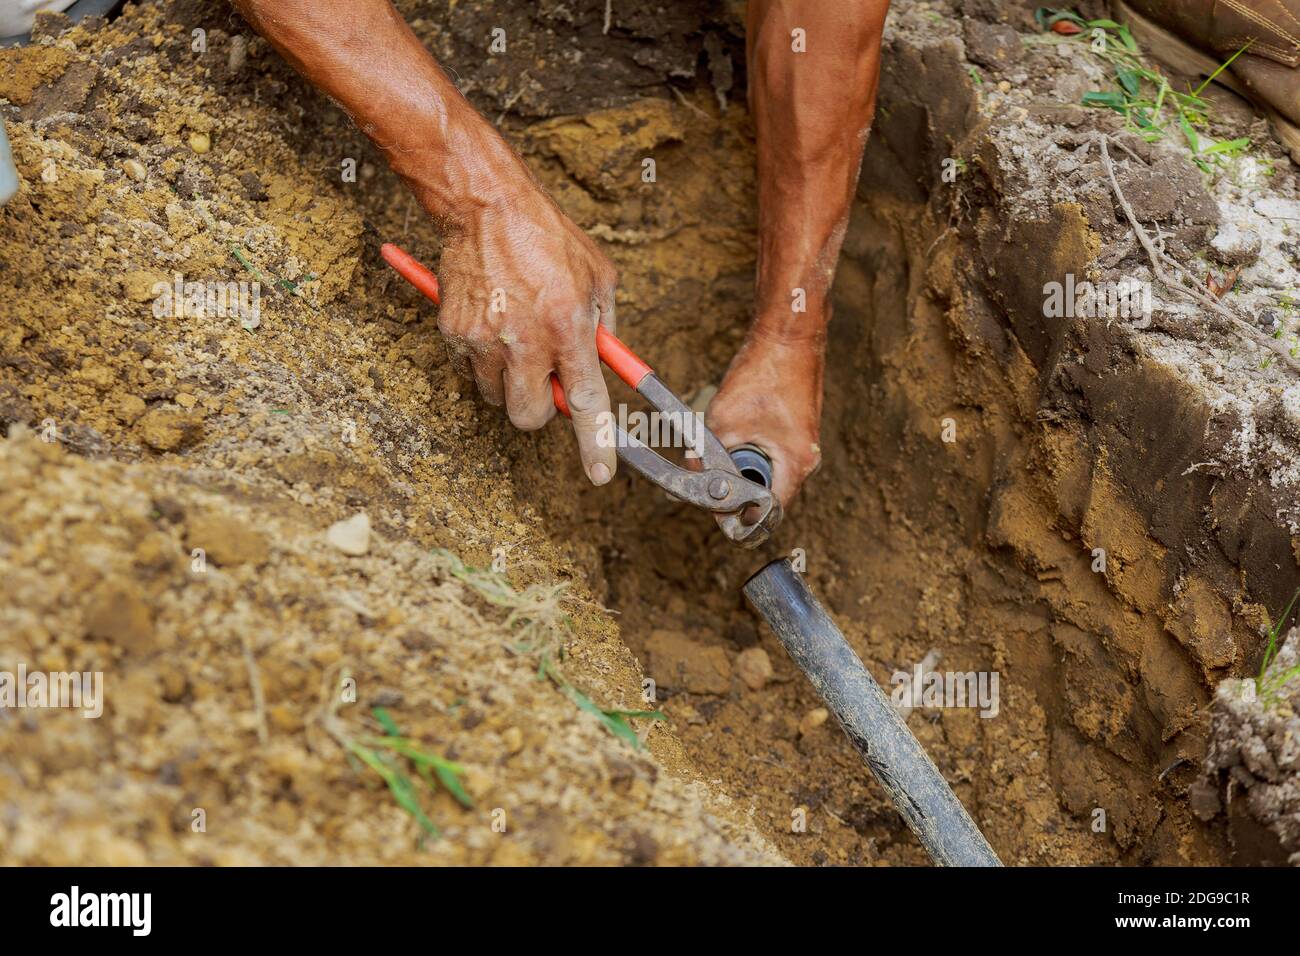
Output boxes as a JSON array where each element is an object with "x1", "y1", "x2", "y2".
[{"x1": 589, "y1": 462, "x2": 610, "y2": 485}]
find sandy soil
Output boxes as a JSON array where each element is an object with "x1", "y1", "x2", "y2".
[{"x1": 1, "y1": 0, "x2": 1298, "y2": 866}]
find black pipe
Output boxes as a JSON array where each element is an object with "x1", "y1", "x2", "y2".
[
  {"x1": 728, "y1": 444, "x2": 774, "y2": 490},
  {"x1": 744, "y1": 558, "x2": 1001, "y2": 867}
]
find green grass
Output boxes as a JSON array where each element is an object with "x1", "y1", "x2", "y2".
[
  {"x1": 435, "y1": 548, "x2": 665, "y2": 748},
  {"x1": 346, "y1": 707, "x2": 473, "y2": 841},
  {"x1": 538, "y1": 655, "x2": 664, "y2": 751},
  {"x1": 434, "y1": 547, "x2": 572, "y2": 658},
  {"x1": 334, "y1": 549, "x2": 668, "y2": 837},
  {"x1": 1257, "y1": 588, "x2": 1300, "y2": 706},
  {"x1": 1031, "y1": 8, "x2": 1254, "y2": 173},
  {"x1": 187, "y1": 192, "x2": 319, "y2": 313}
]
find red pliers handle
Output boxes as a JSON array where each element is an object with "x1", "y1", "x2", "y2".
[
  {"x1": 380, "y1": 243, "x2": 650, "y2": 416},
  {"x1": 380, "y1": 242, "x2": 781, "y2": 547}
]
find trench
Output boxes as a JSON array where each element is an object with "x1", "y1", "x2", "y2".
[
  {"x1": 570, "y1": 205, "x2": 1203, "y2": 866},
  {"x1": 506, "y1": 38, "x2": 1251, "y2": 867}
]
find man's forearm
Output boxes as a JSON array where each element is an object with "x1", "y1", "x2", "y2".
[
  {"x1": 232, "y1": 0, "x2": 531, "y2": 229},
  {"x1": 746, "y1": 0, "x2": 890, "y2": 341}
]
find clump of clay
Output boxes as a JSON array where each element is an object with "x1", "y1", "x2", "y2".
[{"x1": 1201, "y1": 627, "x2": 1300, "y2": 865}]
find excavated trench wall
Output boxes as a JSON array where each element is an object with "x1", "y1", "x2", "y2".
[{"x1": 813, "y1": 26, "x2": 1297, "y2": 862}]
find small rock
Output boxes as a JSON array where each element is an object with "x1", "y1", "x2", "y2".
[
  {"x1": 29, "y1": 10, "x2": 72, "y2": 40},
  {"x1": 735, "y1": 647, "x2": 774, "y2": 691},
  {"x1": 123, "y1": 158, "x2": 146, "y2": 182},
  {"x1": 77, "y1": 364, "x2": 115, "y2": 392},
  {"x1": 960, "y1": 0, "x2": 1007, "y2": 22},
  {"x1": 114, "y1": 394, "x2": 146, "y2": 424},
  {"x1": 239, "y1": 171, "x2": 267, "y2": 201},
  {"x1": 121, "y1": 269, "x2": 166, "y2": 303},
  {"x1": 136, "y1": 407, "x2": 203, "y2": 452},
  {"x1": 186, "y1": 512, "x2": 269, "y2": 567},
  {"x1": 188, "y1": 131, "x2": 210, "y2": 154},
  {"x1": 643, "y1": 628, "x2": 732, "y2": 695},
  {"x1": 326, "y1": 512, "x2": 371, "y2": 556},
  {"x1": 400, "y1": 630, "x2": 435, "y2": 651},
  {"x1": 84, "y1": 579, "x2": 157, "y2": 653},
  {"x1": 228, "y1": 34, "x2": 248, "y2": 73},
  {"x1": 502, "y1": 726, "x2": 524, "y2": 755},
  {"x1": 370, "y1": 689, "x2": 404, "y2": 709},
  {"x1": 133, "y1": 531, "x2": 176, "y2": 572},
  {"x1": 152, "y1": 496, "x2": 186, "y2": 523},
  {"x1": 1208, "y1": 222, "x2": 1261, "y2": 266},
  {"x1": 799, "y1": 707, "x2": 830, "y2": 736},
  {"x1": 622, "y1": 829, "x2": 659, "y2": 865},
  {"x1": 158, "y1": 663, "x2": 189, "y2": 703},
  {"x1": 1241, "y1": 737, "x2": 1280, "y2": 781},
  {"x1": 963, "y1": 20, "x2": 1021, "y2": 72},
  {"x1": 1052, "y1": 72, "x2": 1091, "y2": 105},
  {"x1": 725, "y1": 618, "x2": 759, "y2": 648}
]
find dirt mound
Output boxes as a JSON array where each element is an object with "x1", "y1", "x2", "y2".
[
  {"x1": 0, "y1": 1, "x2": 778, "y2": 866},
  {"x1": 0, "y1": 427, "x2": 780, "y2": 865}
]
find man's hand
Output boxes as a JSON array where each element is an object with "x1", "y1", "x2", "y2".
[
  {"x1": 715, "y1": 0, "x2": 889, "y2": 511},
  {"x1": 233, "y1": 0, "x2": 617, "y2": 485},
  {"x1": 707, "y1": 328, "x2": 824, "y2": 508},
  {"x1": 436, "y1": 187, "x2": 618, "y2": 485}
]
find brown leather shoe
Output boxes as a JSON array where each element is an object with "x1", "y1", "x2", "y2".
[{"x1": 1114, "y1": 0, "x2": 1300, "y2": 161}]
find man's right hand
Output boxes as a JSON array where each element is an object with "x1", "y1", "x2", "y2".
[{"x1": 436, "y1": 183, "x2": 619, "y2": 486}]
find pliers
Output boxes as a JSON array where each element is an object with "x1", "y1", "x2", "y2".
[{"x1": 381, "y1": 243, "x2": 782, "y2": 548}]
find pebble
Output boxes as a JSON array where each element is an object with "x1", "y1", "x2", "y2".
[
  {"x1": 735, "y1": 647, "x2": 774, "y2": 691},
  {"x1": 123, "y1": 158, "x2": 146, "y2": 182},
  {"x1": 137, "y1": 407, "x2": 203, "y2": 452},
  {"x1": 188, "y1": 131, "x2": 211, "y2": 154},
  {"x1": 228, "y1": 34, "x2": 247, "y2": 73},
  {"x1": 187, "y1": 512, "x2": 269, "y2": 567},
  {"x1": 502, "y1": 726, "x2": 524, "y2": 755},
  {"x1": 84, "y1": 578, "x2": 157, "y2": 653},
  {"x1": 1187, "y1": 780, "x2": 1222, "y2": 821},
  {"x1": 121, "y1": 269, "x2": 166, "y2": 303},
  {"x1": 114, "y1": 394, "x2": 146, "y2": 425},
  {"x1": 1208, "y1": 222, "x2": 1261, "y2": 266},
  {"x1": 326, "y1": 511, "x2": 371, "y2": 555},
  {"x1": 158, "y1": 664, "x2": 190, "y2": 703},
  {"x1": 799, "y1": 707, "x2": 829, "y2": 736},
  {"x1": 643, "y1": 628, "x2": 731, "y2": 695}
]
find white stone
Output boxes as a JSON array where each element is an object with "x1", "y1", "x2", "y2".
[{"x1": 326, "y1": 512, "x2": 371, "y2": 556}]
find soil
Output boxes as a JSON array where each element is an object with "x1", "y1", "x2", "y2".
[
  {"x1": 1201, "y1": 626, "x2": 1300, "y2": 865},
  {"x1": 2, "y1": 0, "x2": 1298, "y2": 866}
]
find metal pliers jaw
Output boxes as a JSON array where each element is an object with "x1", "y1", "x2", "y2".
[
  {"x1": 617, "y1": 374, "x2": 781, "y2": 548},
  {"x1": 380, "y1": 243, "x2": 784, "y2": 548}
]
